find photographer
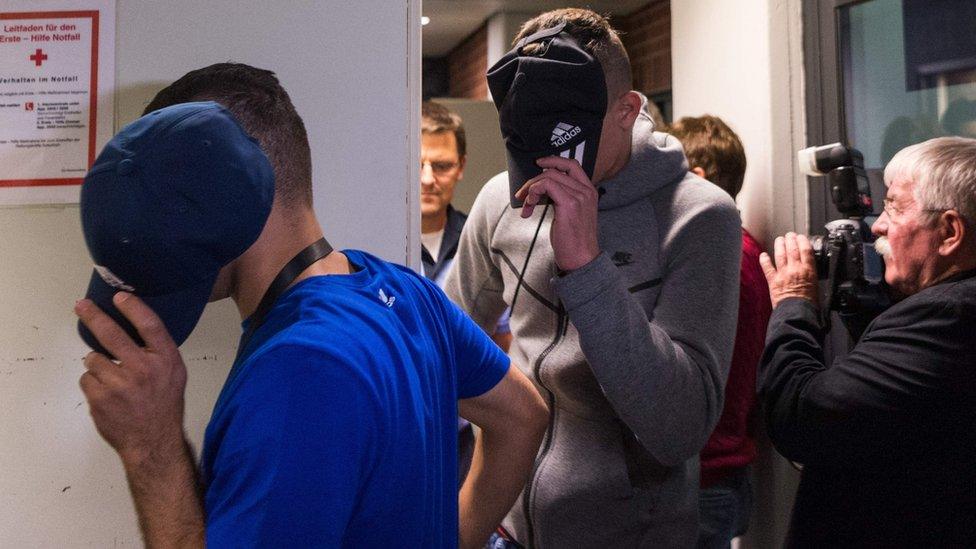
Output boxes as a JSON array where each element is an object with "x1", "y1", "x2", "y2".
[{"x1": 759, "y1": 137, "x2": 976, "y2": 547}]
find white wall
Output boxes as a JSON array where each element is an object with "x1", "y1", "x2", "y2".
[
  {"x1": 672, "y1": 0, "x2": 807, "y2": 547},
  {"x1": 672, "y1": 0, "x2": 808, "y2": 246},
  {"x1": 0, "y1": 1, "x2": 418, "y2": 546},
  {"x1": 113, "y1": 1, "x2": 420, "y2": 266}
]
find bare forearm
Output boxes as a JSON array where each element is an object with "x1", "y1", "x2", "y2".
[
  {"x1": 74, "y1": 294, "x2": 203, "y2": 547},
  {"x1": 458, "y1": 423, "x2": 544, "y2": 549},
  {"x1": 122, "y1": 437, "x2": 205, "y2": 549}
]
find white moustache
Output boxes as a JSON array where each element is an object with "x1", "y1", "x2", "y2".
[{"x1": 874, "y1": 236, "x2": 892, "y2": 258}]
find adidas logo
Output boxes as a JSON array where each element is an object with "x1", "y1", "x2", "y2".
[
  {"x1": 378, "y1": 288, "x2": 396, "y2": 308},
  {"x1": 551, "y1": 122, "x2": 581, "y2": 147},
  {"x1": 558, "y1": 141, "x2": 586, "y2": 163}
]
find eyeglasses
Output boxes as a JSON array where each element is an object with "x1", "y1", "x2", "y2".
[
  {"x1": 421, "y1": 160, "x2": 460, "y2": 175},
  {"x1": 882, "y1": 198, "x2": 950, "y2": 219}
]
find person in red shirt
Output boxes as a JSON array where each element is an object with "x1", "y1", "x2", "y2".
[{"x1": 668, "y1": 115, "x2": 772, "y2": 548}]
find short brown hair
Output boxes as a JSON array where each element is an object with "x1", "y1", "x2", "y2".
[
  {"x1": 421, "y1": 101, "x2": 466, "y2": 158},
  {"x1": 668, "y1": 115, "x2": 747, "y2": 199},
  {"x1": 513, "y1": 9, "x2": 633, "y2": 103},
  {"x1": 144, "y1": 63, "x2": 313, "y2": 208}
]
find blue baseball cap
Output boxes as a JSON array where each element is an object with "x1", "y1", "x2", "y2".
[{"x1": 78, "y1": 101, "x2": 275, "y2": 355}]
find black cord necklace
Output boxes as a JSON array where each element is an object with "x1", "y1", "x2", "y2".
[{"x1": 231, "y1": 237, "x2": 334, "y2": 368}]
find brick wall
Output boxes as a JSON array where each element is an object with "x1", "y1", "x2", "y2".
[
  {"x1": 447, "y1": 23, "x2": 488, "y2": 99},
  {"x1": 619, "y1": 0, "x2": 672, "y2": 95},
  {"x1": 444, "y1": 4, "x2": 671, "y2": 100}
]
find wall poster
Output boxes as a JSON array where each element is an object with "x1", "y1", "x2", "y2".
[{"x1": 0, "y1": 0, "x2": 115, "y2": 205}]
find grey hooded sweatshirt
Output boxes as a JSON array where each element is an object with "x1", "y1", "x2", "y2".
[{"x1": 445, "y1": 108, "x2": 741, "y2": 548}]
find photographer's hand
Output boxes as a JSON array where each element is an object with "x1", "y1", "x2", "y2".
[
  {"x1": 515, "y1": 156, "x2": 600, "y2": 272},
  {"x1": 760, "y1": 232, "x2": 819, "y2": 308}
]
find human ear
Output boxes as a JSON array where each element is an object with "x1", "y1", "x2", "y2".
[
  {"x1": 615, "y1": 91, "x2": 642, "y2": 129},
  {"x1": 937, "y1": 209, "x2": 966, "y2": 256}
]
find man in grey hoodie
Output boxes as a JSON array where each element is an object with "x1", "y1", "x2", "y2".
[{"x1": 444, "y1": 8, "x2": 742, "y2": 548}]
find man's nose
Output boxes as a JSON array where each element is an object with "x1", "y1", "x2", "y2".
[
  {"x1": 420, "y1": 163, "x2": 436, "y2": 186},
  {"x1": 871, "y1": 211, "x2": 888, "y2": 236}
]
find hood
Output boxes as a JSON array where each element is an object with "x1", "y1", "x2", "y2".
[{"x1": 596, "y1": 95, "x2": 689, "y2": 211}]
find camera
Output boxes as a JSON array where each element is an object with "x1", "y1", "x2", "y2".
[
  {"x1": 798, "y1": 143, "x2": 890, "y2": 339},
  {"x1": 809, "y1": 219, "x2": 863, "y2": 283}
]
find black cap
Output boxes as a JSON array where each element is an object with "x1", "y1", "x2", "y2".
[{"x1": 487, "y1": 23, "x2": 608, "y2": 207}]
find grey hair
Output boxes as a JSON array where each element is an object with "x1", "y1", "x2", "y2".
[{"x1": 884, "y1": 136, "x2": 976, "y2": 224}]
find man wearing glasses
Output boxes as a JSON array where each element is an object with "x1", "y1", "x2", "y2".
[
  {"x1": 419, "y1": 101, "x2": 511, "y2": 349},
  {"x1": 420, "y1": 101, "x2": 470, "y2": 288},
  {"x1": 759, "y1": 137, "x2": 976, "y2": 546}
]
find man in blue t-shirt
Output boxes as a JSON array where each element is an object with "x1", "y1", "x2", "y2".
[{"x1": 74, "y1": 64, "x2": 548, "y2": 548}]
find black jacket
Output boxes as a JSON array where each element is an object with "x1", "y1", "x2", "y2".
[
  {"x1": 421, "y1": 206, "x2": 467, "y2": 283},
  {"x1": 760, "y1": 270, "x2": 976, "y2": 548}
]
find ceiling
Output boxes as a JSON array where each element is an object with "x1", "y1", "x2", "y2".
[{"x1": 422, "y1": 0, "x2": 651, "y2": 56}]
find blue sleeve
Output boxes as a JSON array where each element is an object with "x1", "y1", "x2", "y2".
[
  {"x1": 442, "y1": 295, "x2": 510, "y2": 399},
  {"x1": 205, "y1": 345, "x2": 378, "y2": 548}
]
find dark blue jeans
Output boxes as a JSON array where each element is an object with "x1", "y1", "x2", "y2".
[{"x1": 697, "y1": 468, "x2": 752, "y2": 549}]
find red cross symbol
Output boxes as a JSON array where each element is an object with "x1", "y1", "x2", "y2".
[{"x1": 29, "y1": 49, "x2": 48, "y2": 67}]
